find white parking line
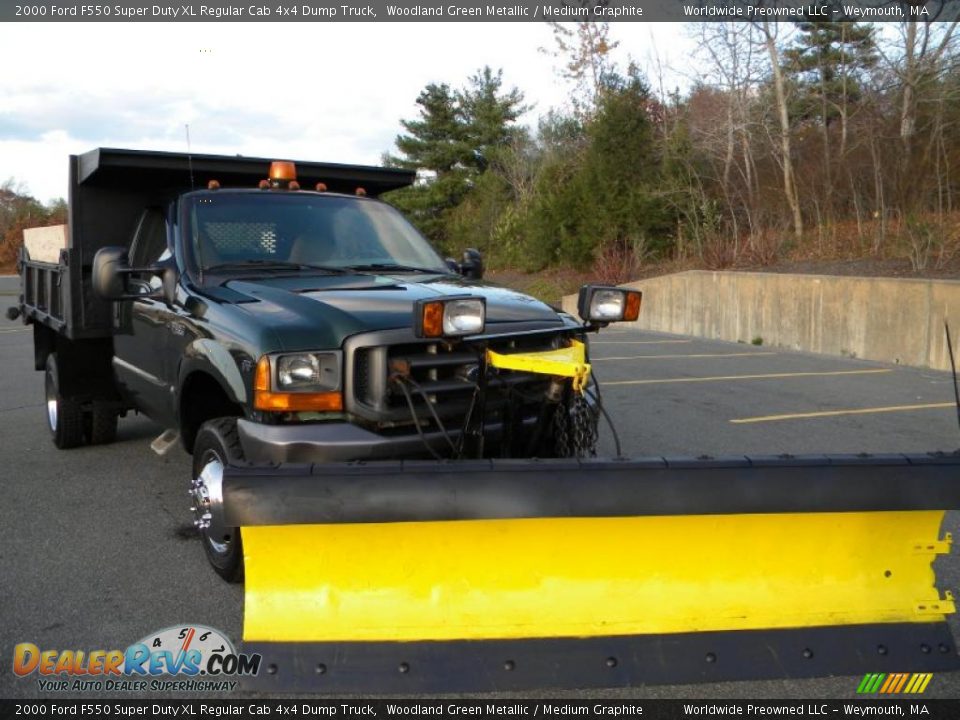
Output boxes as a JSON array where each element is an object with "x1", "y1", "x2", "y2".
[
  {"x1": 730, "y1": 402, "x2": 956, "y2": 424},
  {"x1": 590, "y1": 340, "x2": 692, "y2": 345},
  {"x1": 594, "y1": 352, "x2": 776, "y2": 361},
  {"x1": 605, "y1": 368, "x2": 892, "y2": 386}
]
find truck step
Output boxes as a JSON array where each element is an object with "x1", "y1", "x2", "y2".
[{"x1": 150, "y1": 429, "x2": 180, "y2": 456}]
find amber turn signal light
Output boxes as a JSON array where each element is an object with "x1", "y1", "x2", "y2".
[
  {"x1": 418, "y1": 301, "x2": 444, "y2": 338},
  {"x1": 624, "y1": 291, "x2": 642, "y2": 322}
]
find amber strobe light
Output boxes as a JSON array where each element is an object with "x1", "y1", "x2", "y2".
[
  {"x1": 254, "y1": 356, "x2": 343, "y2": 412},
  {"x1": 269, "y1": 161, "x2": 297, "y2": 182}
]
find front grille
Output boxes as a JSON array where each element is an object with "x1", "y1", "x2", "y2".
[
  {"x1": 352, "y1": 331, "x2": 569, "y2": 430},
  {"x1": 354, "y1": 348, "x2": 370, "y2": 404}
]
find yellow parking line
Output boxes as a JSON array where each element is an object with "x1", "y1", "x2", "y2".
[
  {"x1": 0, "y1": 327, "x2": 27, "y2": 334},
  {"x1": 605, "y1": 368, "x2": 891, "y2": 386},
  {"x1": 730, "y1": 402, "x2": 955, "y2": 424},
  {"x1": 595, "y1": 352, "x2": 776, "y2": 361},
  {"x1": 591, "y1": 340, "x2": 692, "y2": 345}
]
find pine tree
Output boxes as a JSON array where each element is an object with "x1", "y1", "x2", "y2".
[
  {"x1": 784, "y1": 21, "x2": 877, "y2": 127},
  {"x1": 384, "y1": 69, "x2": 527, "y2": 251},
  {"x1": 458, "y1": 67, "x2": 528, "y2": 173}
]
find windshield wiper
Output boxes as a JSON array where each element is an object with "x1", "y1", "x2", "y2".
[
  {"x1": 344, "y1": 262, "x2": 448, "y2": 274},
  {"x1": 203, "y1": 260, "x2": 351, "y2": 274}
]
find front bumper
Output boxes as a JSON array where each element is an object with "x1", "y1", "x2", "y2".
[{"x1": 236, "y1": 417, "x2": 532, "y2": 464}]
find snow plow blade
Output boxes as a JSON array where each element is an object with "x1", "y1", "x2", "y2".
[{"x1": 223, "y1": 453, "x2": 960, "y2": 692}]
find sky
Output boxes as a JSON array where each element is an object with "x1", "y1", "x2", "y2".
[{"x1": 0, "y1": 21, "x2": 694, "y2": 203}]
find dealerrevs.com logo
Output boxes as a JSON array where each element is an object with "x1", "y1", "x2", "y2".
[{"x1": 13, "y1": 624, "x2": 261, "y2": 692}]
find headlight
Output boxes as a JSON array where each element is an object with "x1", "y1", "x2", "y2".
[
  {"x1": 577, "y1": 285, "x2": 642, "y2": 323},
  {"x1": 415, "y1": 297, "x2": 486, "y2": 338},
  {"x1": 276, "y1": 353, "x2": 340, "y2": 390},
  {"x1": 443, "y1": 299, "x2": 485, "y2": 335},
  {"x1": 255, "y1": 352, "x2": 342, "y2": 412}
]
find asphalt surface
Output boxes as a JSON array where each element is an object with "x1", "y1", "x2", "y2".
[{"x1": 2, "y1": 309, "x2": 960, "y2": 700}]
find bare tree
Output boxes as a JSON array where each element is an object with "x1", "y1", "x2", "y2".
[
  {"x1": 758, "y1": 20, "x2": 803, "y2": 242},
  {"x1": 542, "y1": 6, "x2": 620, "y2": 116}
]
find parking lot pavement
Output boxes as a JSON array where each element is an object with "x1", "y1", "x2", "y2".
[
  {"x1": 2, "y1": 315, "x2": 959, "y2": 699},
  {"x1": 590, "y1": 329, "x2": 960, "y2": 457}
]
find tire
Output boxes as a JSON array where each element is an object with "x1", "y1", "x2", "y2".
[
  {"x1": 85, "y1": 400, "x2": 119, "y2": 445},
  {"x1": 191, "y1": 417, "x2": 245, "y2": 582},
  {"x1": 45, "y1": 353, "x2": 85, "y2": 449}
]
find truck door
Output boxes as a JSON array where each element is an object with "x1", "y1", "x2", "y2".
[{"x1": 112, "y1": 207, "x2": 177, "y2": 426}]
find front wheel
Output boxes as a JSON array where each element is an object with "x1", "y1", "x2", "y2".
[
  {"x1": 191, "y1": 417, "x2": 245, "y2": 582},
  {"x1": 45, "y1": 353, "x2": 85, "y2": 449}
]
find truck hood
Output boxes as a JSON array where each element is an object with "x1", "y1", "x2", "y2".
[{"x1": 224, "y1": 273, "x2": 562, "y2": 351}]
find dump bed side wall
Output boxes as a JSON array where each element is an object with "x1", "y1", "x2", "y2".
[
  {"x1": 70, "y1": 160, "x2": 176, "y2": 336},
  {"x1": 19, "y1": 154, "x2": 171, "y2": 339}
]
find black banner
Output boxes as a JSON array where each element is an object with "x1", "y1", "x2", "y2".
[
  {"x1": 2, "y1": 0, "x2": 959, "y2": 23},
  {"x1": 2, "y1": 700, "x2": 960, "y2": 720}
]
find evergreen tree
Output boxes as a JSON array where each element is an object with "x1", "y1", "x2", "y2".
[
  {"x1": 784, "y1": 21, "x2": 877, "y2": 127},
  {"x1": 384, "y1": 68, "x2": 527, "y2": 251},
  {"x1": 458, "y1": 67, "x2": 528, "y2": 173},
  {"x1": 387, "y1": 83, "x2": 469, "y2": 173}
]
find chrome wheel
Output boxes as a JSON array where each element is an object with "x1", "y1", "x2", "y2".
[
  {"x1": 190, "y1": 450, "x2": 230, "y2": 555},
  {"x1": 46, "y1": 376, "x2": 58, "y2": 431}
]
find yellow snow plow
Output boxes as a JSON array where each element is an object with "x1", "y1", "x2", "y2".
[
  {"x1": 226, "y1": 455, "x2": 960, "y2": 692},
  {"x1": 222, "y1": 339, "x2": 960, "y2": 692}
]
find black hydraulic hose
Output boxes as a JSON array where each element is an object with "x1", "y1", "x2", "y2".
[
  {"x1": 585, "y1": 367, "x2": 623, "y2": 459},
  {"x1": 455, "y1": 386, "x2": 480, "y2": 459},
  {"x1": 404, "y1": 376, "x2": 458, "y2": 453},
  {"x1": 393, "y1": 378, "x2": 445, "y2": 461},
  {"x1": 945, "y1": 321, "x2": 960, "y2": 439}
]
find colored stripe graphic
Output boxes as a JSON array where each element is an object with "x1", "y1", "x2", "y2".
[
  {"x1": 858, "y1": 672, "x2": 931, "y2": 694},
  {"x1": 869, "y1": 673, "x2": 886, "y2": 693}
]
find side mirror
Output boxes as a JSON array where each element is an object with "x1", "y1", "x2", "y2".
[
  {"x1": 460, "y1": 248, "x2": 484, "y2": 280},
  {"x1": 92, "y1": 247, "x2": 132, "y2": 300},
  {"x1": 92, "y1": 246, "x2": 178, "y2": 307}
]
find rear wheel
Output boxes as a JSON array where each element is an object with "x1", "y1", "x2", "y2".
[
  {"x1": 45, "y1": 353, "x2": 84, "y2": 449},
  {"x1": 191, "y1": 417, "x2": 245, "y2": 582},
  {"x1": 84, "y1": 400, "x2": 119, "y2": 445}
]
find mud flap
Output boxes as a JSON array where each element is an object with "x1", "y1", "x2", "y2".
[{"x1": 224, "y1": 453, "x2": 960, "y2": 692}]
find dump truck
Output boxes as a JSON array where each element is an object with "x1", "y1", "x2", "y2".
[{"x1": 9, "y1": 147, "x2": 960, "y2": 693}]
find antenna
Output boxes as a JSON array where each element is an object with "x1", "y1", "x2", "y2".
[
  {"x1": 185, "y1": 123, "x2": 195, "y2": 189},
  {"x1": 945, "y1": 321, "x2": 960, "y2": 439}
]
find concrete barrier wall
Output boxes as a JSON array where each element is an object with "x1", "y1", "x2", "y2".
[{"x1": 562, "y1": 270, "x2": 960, "y2": 371}]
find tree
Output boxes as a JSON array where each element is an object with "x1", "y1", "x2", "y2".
[
  {"x1": 458, "y1": 67, "x2": 529, "y2": 173},
  {"x1": 784, "y1": 21, "x2": 877, "y2": 221},
  {"x1": 384, "y1": 69, "x2": 527, "y2": 251},
  {"x1": 387, "y1": 83, "x2": 468, "y2": 174},
  {"x1": 0, "y1": 180, "x2": 67, "y2": 268},
  {"x1": 758, "y1": 20, "x2": 803, "y2": 242},
  {"x1": 543, "y1": 9, "x2": 620, "y2": 115},
  {"x1": 785, "y1": 21, "x2": 877, "y2": 129}
]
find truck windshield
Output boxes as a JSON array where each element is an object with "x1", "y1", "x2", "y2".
[{"x1": 183, "y1": 193, "x2": 450, "y2": 276}]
